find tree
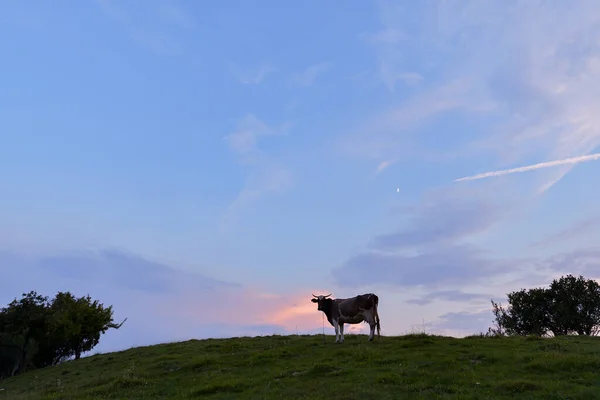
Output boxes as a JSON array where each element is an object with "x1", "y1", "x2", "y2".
[
  {"x1": 547, "y1": 274, "x2": 600, "y2": 336},
  {"x1": 491, "y1": 274, "x2": 600, "y2": 337},
  {"x1": 50, "y1": 292, "x2": 126, "y2": 360},
  {"x1": 0, "y1": 291, "x2": 126, "y2": 379},
  {"x1": 491, "y1": 287, "x2": 551, "y2": 336},
  {"x1": 0, "y1": 291, "x2": 51, "y2": 374}
]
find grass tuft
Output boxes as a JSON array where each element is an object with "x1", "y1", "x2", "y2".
[
  {"x1": 496, "y1": 379, "x2": 543, "y2": 393},
  {"x1": 190, "y1": 380, "x2": 248, "y2": 396}
]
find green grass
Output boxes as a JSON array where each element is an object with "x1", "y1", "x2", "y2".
[{"x1": 2, "y1": 333, "x2": 600, "y2": 399}]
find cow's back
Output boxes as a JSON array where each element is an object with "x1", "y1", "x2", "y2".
[{"x1": 337, "y1": 294, "x2": 375, "y2": 317}]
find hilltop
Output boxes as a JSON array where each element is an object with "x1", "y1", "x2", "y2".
[{"x1": 1, "y1": 333, "x2": 600, "y2": 399}]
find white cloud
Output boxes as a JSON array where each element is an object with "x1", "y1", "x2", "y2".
[
  {"x1": 231, "y1": 63, "x2": 278, "y2": 85},
  {"x1": 363, "y1": 27, "x2": 406, "y2": 45},
  {"x1": 95, "y1": 0, "x2": 192, "y2": 55},
  {"x1": 354, "y1": 0, "x2": 600, "y2": 192},
  {"x1": 221, "y1": 165, "x2": 293, "y2": 231},
  {"x1": 375, "y1": 159, "x2": 397, "y2": 175},
  {"x1": 398, "y1": 72, "x2": 424, "y2": 85},
  {"x1": 455, "y1": 152, "x2": 600, "y2": 182},
  {"x1": 291, "y1": 62, "x2": 332, "y2": 86},
  {"x1": 223, "y1": 114, "x2": 275, "y2": 155},
  {"x1": 340, "y1": 78, "x2": 492, "y2": 163},
  {"x1": 221, "y1": 114, "x2": 293, "y2": 231},
  {"x1": 156, "y1": 2, "x2": 195, "y2": 31},
  {"x1": 529, "y1": 217, "x2": 600, "y2": 249}
]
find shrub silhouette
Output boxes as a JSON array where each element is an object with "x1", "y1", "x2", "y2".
[
  {"x1": 490, "y1": 274, "x2": 600, "y2": 337},
  {"x1": 0, "y1": 290, "x2": 126, "y2": 379}
]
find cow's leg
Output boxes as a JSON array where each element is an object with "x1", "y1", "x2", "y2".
[
  {"x1": 367, "y1": 310, "x2": 375, "y2": 341},
  {"x1": 339, "y1": 323, "x2": 345, "y2": 343},
  {"x1": 333, "y1": 319, "x2": 340, "y2": 343}
]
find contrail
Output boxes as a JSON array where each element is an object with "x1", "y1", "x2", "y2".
[{"x1": 455, "y1": 152, "x2": 600, "y2": 182}]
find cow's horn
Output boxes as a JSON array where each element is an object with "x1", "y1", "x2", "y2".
[
  {"x1": 312, "y1": 294, "x2": 318, "y2": 298},
  {"x1": 324, "y1": 293, "x2": 332, "y2": 297}
]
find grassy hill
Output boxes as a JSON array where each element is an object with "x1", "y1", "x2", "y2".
[{"x1": 1, "y1": 333, "x2": 600, "y2": 399}]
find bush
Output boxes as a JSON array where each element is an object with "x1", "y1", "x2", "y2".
[
  {"x1": 0, "y1": 291, "x2": 126, "y2": 379},
  {"x1": 491, "y1": 275, "x2": 600, "y2": 337}
]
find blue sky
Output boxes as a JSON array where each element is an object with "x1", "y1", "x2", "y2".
[{"x1": 2, "y1": 0, "x2": 600, "y2": 353}]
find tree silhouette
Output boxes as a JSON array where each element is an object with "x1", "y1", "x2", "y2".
[
  {"x1": 491, "y1": 274, "x2": 600, "y2": 337},
  {"x1": 0, "y1": 291, "x2": 126, "y2": 378}
]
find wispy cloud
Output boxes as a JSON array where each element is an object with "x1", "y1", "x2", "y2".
[
  {"x1": 156, "y1": 2, "x2": 195, "y2": 31},
  {"x1": 223, "y1": 114, "x2": 283, "y2": 156},
  {"x1": 33, "y1": 248, "x2": 237, "y2": 294},
  {"x1": 95, "y1": 0, "x2": 192, "y2": 55},
  {"x1": 406, "y1": 290, "x2": 490, "y2": 306},
  {"x1": 363, "y1": 27, "x2": 406, "y2": 45},
  {"x1": 378, "y1": 66, "x2": 424, "y2": 90},
  {"x1": 361, "y1": 22, "x2": 421, "y2": 92},
  {"x1": 353, "y1": 0, "x2": 600, "y2": 192},
  {"x1": 368, "y1": 189, "x2": 506, "y2": 251},
  {"x1": 455, "y1": 153, "x2": 600, "y2": 183},
  {"x1": 334, "y1": 243, "x2": 518, "y2": 289},
  {"x1": 221, "y1": 114, "x2": 293, "y2": 231},
  {"x1": 231, "y1": 63, "x2": 278, "y2": 85},
  {"x1": 291, "y1": 62, "x2": 332, "y2": 86},
  {"x1": 332, "y1": 185, "x2": 524, "y2": 289},
  {"x1": 544, "y1": 248, "x2": 600, "y2": 278},
  {"x1": 221, "y1": 166, "x2": 293, "y2": 232},
  {"x1": 397, "y1": 72, "x2": 424, "y2": 85},
  {"x1": 339, "y1": 78, "x2": 492, "y2": 165},
  {"x1": 375, "y1": 159, "x2": 397, "y2": 175},
  {"x1": 529, "y1": 217, "x2": 600, "y2": 249}
]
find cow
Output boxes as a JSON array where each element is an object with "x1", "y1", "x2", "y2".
[{"x1": 311, "y1": 293, "x2": 380, "y2": 343}]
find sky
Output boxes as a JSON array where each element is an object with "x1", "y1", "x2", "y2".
[{"x1": 2, "y1": 0, "x2": 600, "y2": 355}]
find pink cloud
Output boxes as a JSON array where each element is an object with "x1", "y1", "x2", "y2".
[
  {"x1": 151, "y1": 287, "x2": 373, "y2": 336},
  {"x1": 153, "y1": 287, "x2": 329, "y2": 333}
]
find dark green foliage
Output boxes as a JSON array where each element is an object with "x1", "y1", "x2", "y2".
[
  {"x1": 0, "y1": 344, "x2": 21, "y2": 379},
  {"x1": 547, "y1": 274, "x2": 600, "y2": 336},
  {"x1": 50, "y1": 292, "x2": 126, "y2": 360},
  {"x1": 491, "y1": 287, "x2": 550, "y2": 336},
  {"x1": 0, "y1": 291, "x2": 51, "y2": 374},
  {"x1": 0, "y1": 291, "x2": 125, "y2": 379},
  {"x1": 1, "y1": 334, "x2": 600, "y2": 399},
  {"x1": 491, "y1": 274, "x2": 600, "y2": 337}
]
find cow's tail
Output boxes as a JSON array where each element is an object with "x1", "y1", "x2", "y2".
[{"x1": 372, "y1": 294, "x2": 381, "y2": 337}]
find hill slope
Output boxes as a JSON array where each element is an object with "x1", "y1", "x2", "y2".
[{"x1": 1, "y1": 333, "x2": 600, "y2": 399}]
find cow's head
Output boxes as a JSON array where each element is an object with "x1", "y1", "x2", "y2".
[{"x1": 311, "y1": 293, "x2": 332, "y2": 311}]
